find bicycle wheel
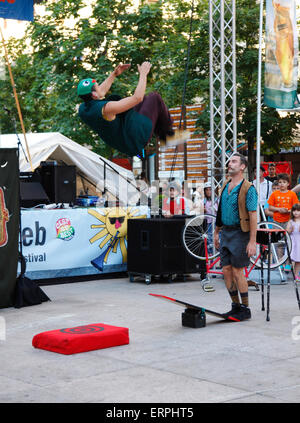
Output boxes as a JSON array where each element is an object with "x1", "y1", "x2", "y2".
[
  {"x1": 182, "y1": 214, "x2": 219, "y2": 260},
  {"x1": 250, "y1": 221, "x2": 292, "y2": 269}
]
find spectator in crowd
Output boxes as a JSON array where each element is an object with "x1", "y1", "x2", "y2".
[
  {"x1": 203, "y1": 182, "x2": 219, "y2": 216},
  {"x1": 181, "y1": 182, "x2": 194, "y2": 215},
  {"x1": 265, "y1": 163, "x2": 277, "y2": 182},
  {"x1": 264, "y1": 180, "x2": 279, "y2": 221},
  {"x1": 192, "y1": 185, "x2": 203, "y2": 214},
  {"x1": 162, "y1": 181, "x2": 190, "y2": 216},
  {"x1": 267, "y1": 173, "x2": 299, "y2": 229},
  {"x1": 286, "y1": 203, "x2": 300, "y2": 281},
  {"x1": 293, "y1": 173, "x2": 300, "y2": 201},
  {"x1": 252, "y1": 165, "x2": 273, "y2": 213},
  {"x1": 291, "y1": 176, "x2": 300, "y2": 200}
]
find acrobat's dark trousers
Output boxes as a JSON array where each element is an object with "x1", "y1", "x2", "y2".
[{"x1": 134, "y1": 92, "x2": 174, "y2": 142}]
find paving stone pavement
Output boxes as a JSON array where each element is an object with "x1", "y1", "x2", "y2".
[{"x1": 0, "y1": 273, "x2": 300, "y2": 404}]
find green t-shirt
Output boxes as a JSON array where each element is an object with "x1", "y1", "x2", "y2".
[{"x1": 78, "y1": 99, "x2": 152, "y2": 156}]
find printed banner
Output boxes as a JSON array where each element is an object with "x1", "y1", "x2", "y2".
[
  {"x1": 20, "y1": 206, "x2": 149, "y2": 279},
  {"x1": 261, "y1": 161, "x2": 292, "y2": 175},
  {"x1": 0, "y1": 0, "x2": 33, "y2": 21},
  {"x1": 264, "y1": 0, "x2": 300, "y2": 109},
  {"x1": 0, "y1": 148, "x2": 19, "y2": 308}
]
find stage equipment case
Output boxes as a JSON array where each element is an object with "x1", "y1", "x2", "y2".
[{"x1": 127, "y1": 218, "x2": 205, "y2": 284}]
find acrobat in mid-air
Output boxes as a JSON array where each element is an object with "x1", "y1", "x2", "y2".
[{"x1": 77, "y1": 62, "x2": 190, "y2": 157}]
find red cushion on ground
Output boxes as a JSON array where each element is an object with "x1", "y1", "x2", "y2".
[{"x1": 32, "y1": 323, "x2": 129, "y2": 355}]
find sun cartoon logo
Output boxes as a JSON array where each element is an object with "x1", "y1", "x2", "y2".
[{"x1": 88, "y1": 207, "x2": 147, "y2": 267}]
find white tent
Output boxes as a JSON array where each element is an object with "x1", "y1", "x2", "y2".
[{"x1": 0, "y1": 132, "x2": 137, "y2": 203}]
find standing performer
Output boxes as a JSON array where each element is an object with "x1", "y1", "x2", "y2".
[
  {"x1": 213, "y1": 153, "x2": 258, "y2": 320},
  {"x1": 77, "y1": 62, "x2": 189, "y2": 156},
  {"x1": 286, "y1": 203, "x2": 300, "y2": 281}
]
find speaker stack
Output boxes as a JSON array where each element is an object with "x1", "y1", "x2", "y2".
[
  {"x1": 40, "y1": 163, "x2": 76, "y2": 204},
  {"x1": 19, "y1": 163, "x2": 77, "y2": 207},
  {"x1": 20, "y1": 172, "x2": 49, "y2": 208},
  {"x1": 127, "y1": 218, "x2": 205, "y2": 280}
]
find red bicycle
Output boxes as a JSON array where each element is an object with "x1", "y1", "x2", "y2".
[{"x1": 182, "y1": 214, "x2": 292, "y2": 290}]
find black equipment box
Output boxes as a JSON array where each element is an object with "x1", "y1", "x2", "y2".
[
  {"x1": 127, "y1": 218, "x2": 204, "y2": 280},
  {"x1": 19, "y1": 172, "x2": 49, "y2": 207},
  {"x1": 40, "y1": 164, "x2": 76, "y2": 204}
]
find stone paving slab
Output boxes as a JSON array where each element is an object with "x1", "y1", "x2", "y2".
[{"x1": 0, "y1": 273, "x2": 300, "y2": 403}]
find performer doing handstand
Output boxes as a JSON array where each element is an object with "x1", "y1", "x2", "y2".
[{"x1": 77, "y1": 62, "x2": 190, "y2": 157}]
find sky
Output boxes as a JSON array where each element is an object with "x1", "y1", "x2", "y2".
[{"x1": 0, "y1": 0, "x2": 142, "y2": 39}]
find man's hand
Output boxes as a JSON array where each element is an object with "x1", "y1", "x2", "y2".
[
  {"x1": 214, "y1": 230, "x2": 220, "y2": 250},
  {"x1": 137, "y1": 61, "x2": 152, "y2": 76},
  {"x1": 246, "y1": 240, "x2": 257, "y2": 257},
  {"x1": 113, "y1": 63, "x2": 131, "y2": 76}
]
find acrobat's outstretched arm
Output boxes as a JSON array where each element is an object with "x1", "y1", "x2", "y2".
[
  {"x1": 95, "y1": 63, "x2": 131, "y2": 99},
  {"x1": 102, "y1": 61, "x2": 152, "y2": 121}
]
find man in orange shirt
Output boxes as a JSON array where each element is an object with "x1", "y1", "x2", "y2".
[{"x1": 267, "y1": 173, "x2": 299, "y2": 228}]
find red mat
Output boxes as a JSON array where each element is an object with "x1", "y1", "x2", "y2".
[{"x1": 32, "y1": 323, "x2": 129, "y2": 355}]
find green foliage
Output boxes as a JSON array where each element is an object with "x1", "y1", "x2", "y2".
[
  {"x1": 0, "y1": 0, "x2": 198, "y2": 158},
  {"x1": 0, "y1": 0, "x2": 299, "y2": 164},
  {"x1": 196, "y1": 0, "x2": 300, "y2": 170}
]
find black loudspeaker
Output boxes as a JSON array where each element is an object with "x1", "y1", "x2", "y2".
[
  {"x1": 127, "y1": 218, "x2": 204, "y2": 275},
  {"x1": 20, "y1": 181, "x2": 49, "y2": 207},
  {"x1": 40, "y1": 164, "x2": 76, "y2": 204},
  {"x1": 20, "y1": 171, "x2": 41, "y2": 183}
]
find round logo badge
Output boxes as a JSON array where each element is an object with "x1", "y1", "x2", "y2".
[{"x1": 55, "y1": 218, "x2": 75, "y2": 241}]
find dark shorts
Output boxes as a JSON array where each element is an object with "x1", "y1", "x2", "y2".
[{"x1": 220, "y1": 227, "x2": 250, "y2": 269}]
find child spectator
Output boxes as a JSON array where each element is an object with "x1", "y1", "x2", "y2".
[
  {"x1": 267, "y1": 173, "x2": 299, "y2": 228},
  {"x1": 264, "y1": 180, "x2": 279, "y2": 221},
  {"x1": 286, "y1": 203, "x2": 300, "y2": 281},
  {"x1": 162, "y1": 181, "x2": 190, "y2": 216},
  {"x1": 192, "y1": 185, "x2": 203, "y2": 214},
  {"x1": 203, "y1": 182, "x2": 219, "y2": 216}
]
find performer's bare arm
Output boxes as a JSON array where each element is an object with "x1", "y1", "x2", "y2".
[
  {"x1": 214, "y1": 226, "x2": 221, "y2": 250},
  {"x1": 246, "y1": 210, "x2": 257, "y2": 257},
  {"x1": 95, "y1": 64, "x2": 131, "y2": 99},
  {"x1": 101, "y1": 62, "x2": 152, "y2": 121},
  {"x1": 286, "y1": 221, "x2": 293, "y2": 234}
]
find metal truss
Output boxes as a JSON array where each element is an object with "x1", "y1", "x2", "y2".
[{"x1": 209, "y1": 0, "x2": 237, "y2": 200}]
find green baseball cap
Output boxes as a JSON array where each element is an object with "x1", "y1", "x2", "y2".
[{"x1": 77, "y1": 78, "x2": 96, "y2": 96}]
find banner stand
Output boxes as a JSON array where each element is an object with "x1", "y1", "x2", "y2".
[
  {"x1": 264, "y1": 0, "x2": 300, "y2": 110},
  {"x1": 11, "y1": 114, "x2": 50, "y2": 308}
]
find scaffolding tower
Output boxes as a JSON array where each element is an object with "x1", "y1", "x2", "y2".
[{"x1": 209, "y1": 0, "x2": 237, "y2": 202}]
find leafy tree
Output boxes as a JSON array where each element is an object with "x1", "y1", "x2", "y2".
[
  {"x1": 0, "y1": 0, "x2": 299, "y2": 170},
  {"x1": 0, "y1": 0, "x2": 198, "y2": 159},
  {"x1": 196, "y1": 0, "x2": 300, "y2": 174}
]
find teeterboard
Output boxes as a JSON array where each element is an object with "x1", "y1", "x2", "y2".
[{"x1": 149, "y1": 293, "x2": 239, "y2": 321}]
